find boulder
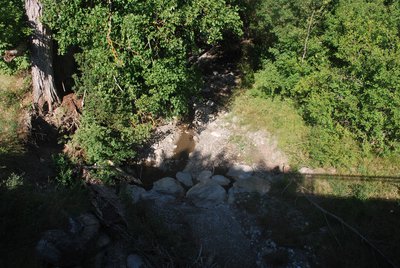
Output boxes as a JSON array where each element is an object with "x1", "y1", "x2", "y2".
[
  {"x1": 36, "y1": 230, "x2": 80, "y2": 267},
  {"x1": 228, "y1": 177, "x2": 271, "y2": 204},
  {"x1": 36, "y1": 213, "x2": 100, "y2": 267},
  {"x1": 126, "y1": 185, "x2": 146, "y2": 204},
  {"x1": 226, "y1": 164, "x2": 253, "y2": 180},
  {"x1": 176, "y1": 171, "x2": 193, "y2": 187},
  {"x1": 196, "y1": 170, "x2": 213, "y2": 183},
  {"x1": 74, "y1": 213, "x2": 101, "y2": 245},
  {"x1": 228, "y1": 187, "x2": 242, "y2": 204},
  {"x1": 298, "y1": 167, "x2": 313, "y2": 174},
  {"x1": 141, "y1": 189, "x2": 177, "y2": 204},
  {"x1": 234, "y1": 176, "x2": 271, "y2": 194},
  {"x1": 152, "y1": 177, "x2": 184, "y2": 196},
  {"x1": 96, "y1": 233, "x2": 111, "y2": 249},
  {"x1": 186, "y1": 181, "x2": 227, "y2": 208},
  {"x1": 127, "y1": 254, "x2": 145, "y2": 268},
  {"x1": 211, "y1": 175, "x2": 231, "y2": 186}
]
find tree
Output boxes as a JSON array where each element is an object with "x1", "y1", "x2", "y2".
[
  {"x1": 43, "y1": 0, "x2": 242, "y2": 163},
  {"x1": 25, "y1": 0, "x2": 59, "y2": 112},
  {"x1": 1, "y1": 0, "x2": 60, "y2": 113}
]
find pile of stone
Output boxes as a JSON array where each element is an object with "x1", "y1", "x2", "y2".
[{"x1": 126, "y1": 164, "x2": 271, "y2": 208}]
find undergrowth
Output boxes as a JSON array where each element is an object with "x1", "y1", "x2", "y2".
[{"x1": 0, "y1": 73, "x2": 30, "y2": 155}]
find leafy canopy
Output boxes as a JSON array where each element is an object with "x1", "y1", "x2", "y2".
[
  {"x1": 43, "y1": 0, "x2": 242, "y2": 163},
  {"x1": 252, "y1": 0, "x2": 400, "y2": 163}
]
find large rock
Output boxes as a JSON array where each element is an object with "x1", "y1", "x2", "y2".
[
  {"x1": 228, "y1": 177, "x2": 271, "y2": 204},
  {"x1": 234, "y1": 176, "x2": 271, "y2": 194},
  {"x1": 36, "y1": 213, "x2": 100, "y2": 267},
  {"x1": 126, "y1": 185, "x2": 146, "y2": 204},
  {"x1": 226, "y1": 164, "x2": 253, "y2": 180},
  {"x1": 196, "y1": 170, "x2": 213, "y2": 183},
  {"x1": 186, "y1": 181, "x2": 227, "y2": 208},
  {"x1": 298, "y1": 167, "x2": 314, "y2": 174},
  {"x1": 152, "y1": 177, "x2": 184, "y2": 196},
  {"x1": 176, "y1": 171, "x2": 193, "y2": 187},
  {"x1": 141, "y1": 190, "x2": 177, "y2": 204},
  {"x1": 127, "y1": 254, "x2": 145, "y2": 268},
  {"x1": 36, "y1": 230, "x2": 81, "y2": 267},
  {"x1": 211, "y1": 175, "x2": 231, "y2": 186}
]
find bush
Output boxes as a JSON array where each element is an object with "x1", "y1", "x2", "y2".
[{"x1": 252, "y1": 0, "x2": 400, "y2": 160}]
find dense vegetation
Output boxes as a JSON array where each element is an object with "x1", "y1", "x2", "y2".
[
  {"x1": 250, "y1": 0, "x2": 400, "y2": 165},
  {"x1": 42, "y1": 0, "x2": 242, "y2": 163},
  {"x1": 0, "y1": 0, "x2": 399, "y2": 167}
]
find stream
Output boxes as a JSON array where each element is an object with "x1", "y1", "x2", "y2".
[{"x1": 133, "y1": 125, "x2": 196, "y2": 189}]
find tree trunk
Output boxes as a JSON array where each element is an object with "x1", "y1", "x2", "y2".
[{"x1": 25, "y1": 0, "x2": 59, "y2": 113}]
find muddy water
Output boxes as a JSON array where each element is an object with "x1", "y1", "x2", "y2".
[
  {"x1": 173, "y1": 125, "x2": 196, "y2": 160},
  {"x1": 133, "y1": 125, "x2": 196, "y2": 189}
]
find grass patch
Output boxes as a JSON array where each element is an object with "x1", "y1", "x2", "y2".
[
  {"x1": 0, "y1": 73, "x2": 30, "y2": 155},
  {"x1": 302, "y1": 176, "x2": 400, "y2": 201},
  {"x1": 230, "y1": 90, "x2": 310, "y2": 168},
  {"x1": 230, "y1": 89, "x2": 400, "y2": 176}
]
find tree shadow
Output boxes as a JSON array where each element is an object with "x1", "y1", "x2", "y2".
[{"x1": 0, "y1": 115, "x2": 62, "y2": 184}]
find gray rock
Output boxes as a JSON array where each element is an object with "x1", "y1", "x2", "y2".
[
  {"x1": 126, "y1": 185, "x2": 146, "y2": 204},
  {"x1": 127, "y1": 254, "x2": 145, "y2": 268},
  {"x1": 196, "y1": 170, "x2": 213, "y2": 183},
  {"x1": 36, "y1": 230, "x2": 80, "y2": 266},
  {"x1": 96, "y1": 233, "x2": 111, "y2": 249},
  {"x1": 186, "y1": 181, "x2": 227, "y2": 208},
  {"x1": 176, "y1": 171, "x2": 193, "y2": 187},
  {"x1": 228, "y1": 177, "x2": 271, "y2": 204},
  {"x1": 299, "y1": 167, "x2": 314, "y2": 174},
  {"x1": 141, "y1": 189, "x2": 177, "y2": 204},
  {"x1": 102, "y1": 241, "x2": 127, "y2": 268},
  {"x1": 75, "y1": 213, "x2": 100, "y2": 245},
  {"x1": 152, "y1": 177, "x2": 184, "y2": 196},
  {"x1": 36, "y1": 213, "x2": 100, "y2": 267},
  {"x1": 226, "y1": 164, "x2": 253, "y2": 180},
  {"x1": 234, "y1": 176, "x2": 271, "y2": 194},
  {"x1": 228, "y1": 187, "x2": 244, "y2": 204},
  {"x1": 184, "y1": 205, "x2": 257, "y2": 267},
  {"x1": 211, "y1": 175, "x2": 231, "y2": 186}
]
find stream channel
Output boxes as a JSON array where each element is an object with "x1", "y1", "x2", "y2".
[{"x1": 134, "y1": 125, "x2": 196, "y2": 189}]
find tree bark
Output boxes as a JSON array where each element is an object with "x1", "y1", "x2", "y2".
[{"x1": 25, "y1": 0, "x2": 59, "y2": 113}]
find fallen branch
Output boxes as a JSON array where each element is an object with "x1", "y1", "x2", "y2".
[
  {"x1": 302, "y1": 10, "x2": 315, "y2": 62},
  {"x1": 83, "y1": 163, "x2": 143, "y2": 185},
  {"x1": 300, "y1": 186, "x2": 398, "y2": 268},
  {"x1": 3, "y1": 43, "x2": 27, "y2": 62}
]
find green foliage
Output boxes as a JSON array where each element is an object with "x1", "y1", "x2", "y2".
[
  {"x1": 43, "y1": 0, "x2": 242, "y2": 163},
  {"x1": 0, "y1": 0, "x2": 30, "y2": 73},
  {"x1": 1, "y1": 172, "x2": 24, "y2": 190},
  {"x1": 53, "y1": 153, "x2": 77, "y2": 187},
  {"x1": 252, "y1": 0, "x2": 400, "y2": 162}
]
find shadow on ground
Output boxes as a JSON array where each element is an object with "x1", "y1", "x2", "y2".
[{"x1": 1, "y1": 141, "x2": 400, "y2": 267}]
